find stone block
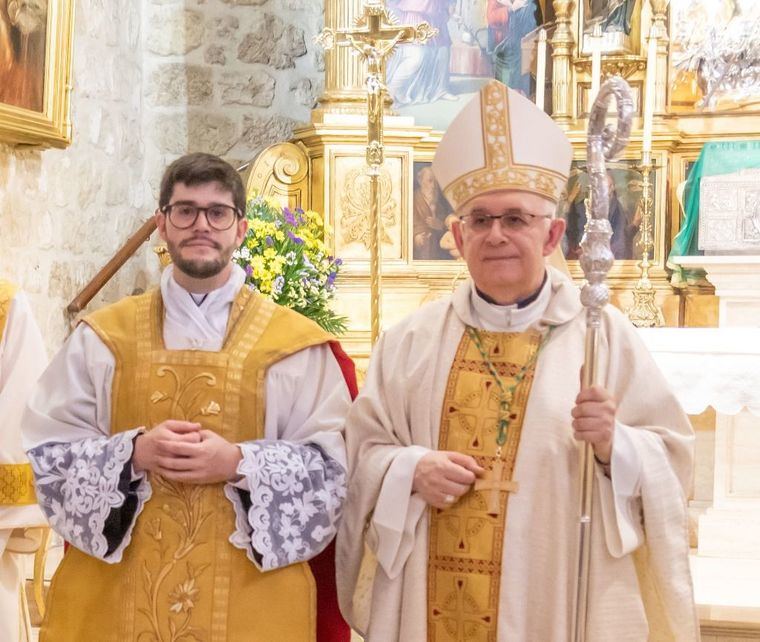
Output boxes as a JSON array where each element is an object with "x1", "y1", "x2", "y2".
[
  {"x1": 239, "y1": 114, "x2": 297, "y2": 156},
  {"x1": 147, "y1": 64, "x2": 213, "y2": 106},
  {"x1": 204, "y1": 45, "x2": 226, "y2": 65},
  {"x1": 237, "y1": 14, "x2": 306, "y2": 69},
  {"x1": 289, "y1": 77, "x2": 319, "y2": 108},
  {"x1": 146, "y1": 7, "x2": 204, "y2": 56},
  {"x1": 209, "y1": 15, "x2": 239, "y2": 38},
  {"x1": 152, "y1": 112, "x2": 238, "y2": 157},
  {"x1": 221, "y1": 0, "x2": 269, "y2": 5},
  {"x1": 220, "y1": 70, "x2": 275, "y2": 106}
]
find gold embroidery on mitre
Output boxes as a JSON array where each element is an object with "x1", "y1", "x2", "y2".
[
  {"x1": 444, "y1": 82, "x2": 567, "y2": 210},
  {"x1": 427, "y1": 330, "x2": 541, "y2": 642}
]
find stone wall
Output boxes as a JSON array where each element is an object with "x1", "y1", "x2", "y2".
[
  {"x1": 0, "y1": 0, "x2": 324, "y2": 353},
  {"x1": 0, "y1": 0, "x2": 152, "y2": 352},
  {"x1": 143, "y1": 0, "x2": 324, "y2": 183}
]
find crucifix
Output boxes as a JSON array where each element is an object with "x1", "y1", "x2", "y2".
[
  {"x1": 474, "y1": 458, "x2": 519, "y2": 517},
  {"x1": 316, "y1": 1, "x2": 437, "y2": 344}
]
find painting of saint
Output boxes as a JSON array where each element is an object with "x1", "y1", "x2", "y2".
[
  {"x1": 561, "y1": 163, "x2": 649, "y2": 261},
  {"x1": 586, "y1": 0, "x2": 636, "y2": 34},
  {"x1": 580, "y1": 0, "x2": 640, "y2": 54},
  {"x1": 0, "y1": 0, "x2": 47, "y2": 112},
  {"x1": 386, "y1": 0, "x2": 456, "y2": 106},
  {"x1": 412, "y1": 163, "x2": 455, "y2": 260},
  {"x1": 493, "y1": 0, "x2": 543, "y2": 97},
  {"x1": 385, "y1": 0, "x2": 553, "y2": 130}
]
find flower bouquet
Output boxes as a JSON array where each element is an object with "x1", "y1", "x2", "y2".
[{"x1": 233, "y1": 196, "x2": 347, "y2": 334}]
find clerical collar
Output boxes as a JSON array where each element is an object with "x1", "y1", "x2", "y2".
[
  {"x1": 163, "y1": 263, "x2": 247, "y2": 313},
  {"x1": 475, "y1": 272, "x2": 548, "y2": 309},
  {"x1": 189, "y1": 292, "x2": 209, "y2": 307},
  {"x1": 468, "y1": 271, "x2": 551, "y2": 332}
]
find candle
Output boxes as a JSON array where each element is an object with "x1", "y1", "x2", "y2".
[
  {"x1": 590, "y1": 24, "x2": 602, "y2": 105},
  {"x1": 535, "y1": 28, "x2": 547, "y2": 111},
  {"x1": 642, "y1": 28, "x2": 658, "y2": 154}
]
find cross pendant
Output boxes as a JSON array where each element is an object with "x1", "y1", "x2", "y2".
[{"x1": 473, "y1": 458, "x2": 519, "y2": 517}]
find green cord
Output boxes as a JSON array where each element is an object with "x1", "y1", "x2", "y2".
[{"x1": 465, "y1": 326, "x2": 553, "y2": 448}]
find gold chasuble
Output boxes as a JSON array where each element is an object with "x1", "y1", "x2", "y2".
[
  {"x1": 41, "y1": 287, "x2": 331, "y2": 642},
  {"x1": 428, "y1": 329, "x2": 541, "y2": 642},
  {"x1": 0, "y1": 280, "x2": 37, "y2": 507}
]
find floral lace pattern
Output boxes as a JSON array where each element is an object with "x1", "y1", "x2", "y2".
[
  {"x1": 225, "y1": 441, "x2": 346, "y2": 571},
  {"x1": 27, "y1": 428, "x2": 151, "y2": 562}
]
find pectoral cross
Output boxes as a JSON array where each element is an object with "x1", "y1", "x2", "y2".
[
  {"x1": 316, "y1": 1, "x2": 437, "y2": 345},
  {"x1": 474, "y1": 459, "x2": 519, "y2": 517}
]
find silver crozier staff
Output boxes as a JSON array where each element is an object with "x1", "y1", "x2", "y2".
[{"x1": 574, "y1": 76, "x2": 634, "y2": 642}]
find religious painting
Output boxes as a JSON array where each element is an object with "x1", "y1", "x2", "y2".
[
  {"x1": 0, "y1": 0, "x2": 74, "y2": 147},
  {"x1": 411, "y1": 161, "x2": 457, "y2": 260},
  {"x1": 669, "y1": 0, "x2": 760, "y2": 113},
  {"x1": 577, "y1": 0, "x2": 641, "y2": 55},
  {"x1": 560, "y1": 159, "x2": 656, "y2": 262},
  {"x1": 386, "y1": 0, "x2": 555, "y2": 131}
]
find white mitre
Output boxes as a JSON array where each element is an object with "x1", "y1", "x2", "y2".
[{"x1": 432, "y1": 80, "x2": 573, "y2": 210}]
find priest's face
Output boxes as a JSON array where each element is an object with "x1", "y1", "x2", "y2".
[
  {"x1": 452, "y1": 190, "x2": 566, "y2": 304},
  {"x1": 156, "y1": 181, "x2": 248, "y2": 283}
]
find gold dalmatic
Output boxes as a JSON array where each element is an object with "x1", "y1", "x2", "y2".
[
  {"x1": 427, "y1": 330, "x2": 541, "y2": 642},
  {"x1": 41, "y1": 287, "x2": 331, "y2": 642},
  {"x1": 0, "y1": 279, "x2": 37, "y2": 506}
]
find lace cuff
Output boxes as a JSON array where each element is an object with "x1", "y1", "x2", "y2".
[
  {"x1": 26, "y1": 428, "x2": 152, "y2": 563},
  {"x1": 224, "y1": 440, "x2": 347, "y2": 571}
]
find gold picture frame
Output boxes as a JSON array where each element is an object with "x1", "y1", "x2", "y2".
[{"x1": 0, "y1": 0, "x2": 75, "y2": 148}]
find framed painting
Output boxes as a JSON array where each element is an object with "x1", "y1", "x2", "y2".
[
  {"x1": 576, "y1": 0, "x2": 642, "y2": 56},
  {"x1": 0, "y1": 0, "x2": 74, "y2": 147},
  {"x1": 385, "y1": 0, "x2": 555, "y2": 131},
  {"x1": 410, "y1": 160, "x2": 458, "y2": 261},
  {"x1": 559, "y1": 154, "x2": 669, "y2": 280},
  {"x1": 668, "y1": 0, "x2": 760, "y2": 113}
]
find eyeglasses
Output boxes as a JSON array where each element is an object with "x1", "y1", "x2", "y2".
[
  {"x1": 459, "y1": 211, "x2": 552, "y2": 235},
  {"x1": 161, "y1": 203, "x2": 241, "y2": 231}
]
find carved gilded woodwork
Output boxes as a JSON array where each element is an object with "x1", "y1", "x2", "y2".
[{"x1": 241, "y1": 0, "x2": 760, "y2": 340}]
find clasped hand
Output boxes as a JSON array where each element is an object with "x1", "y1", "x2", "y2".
[{"x1": 132, "y1": 420, "x2": 242, "y2": 484}]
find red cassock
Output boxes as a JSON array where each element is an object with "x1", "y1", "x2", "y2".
[{"x1": 307, "y1": 341, "x2": 358, "y2": 642}]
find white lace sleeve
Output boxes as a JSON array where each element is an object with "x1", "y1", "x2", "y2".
[
  {"x1": 224, "y1": 440, "x2": 346, "y2": 571},
  {"x1": 26, "y1": 428, "x2": 152, "y2": 563}
]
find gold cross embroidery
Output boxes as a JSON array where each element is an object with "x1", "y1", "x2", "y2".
[
  {"x1": 430, "y1": 576, "x2": 493, "y2": 639},
  {"x1": 473, "y1": 459, "x2": 518, "y2": 517}
]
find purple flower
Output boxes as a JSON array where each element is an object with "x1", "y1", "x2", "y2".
[
  {"x1": 287, "y1": 231, "x2": 304, "y2": 245},
  {"x1": 265, "y1": 236, "x2": 274, "y2": 246},
  {"x1": 334, "y1": 258, "x2": 343, "y2": 266},
  {"x1": 244, "y1": 264, "x2": 253, "y2": 276},
  {"x1": 327, "y1": 272, "x2": 337, "y2": 287},
  {"x1": 283, "y1": 208, "x2": 297, "y2": 226}
]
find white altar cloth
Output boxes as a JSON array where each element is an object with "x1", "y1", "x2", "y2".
[{"x1": 638, "y1": 327, "x2": 760, "y2": 417}]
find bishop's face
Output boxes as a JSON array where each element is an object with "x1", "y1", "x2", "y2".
[{"x1": 452, "y1": 190, "x2": 565, "y2": 305}]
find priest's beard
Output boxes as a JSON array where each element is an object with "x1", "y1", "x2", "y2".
[{"x1": 166, "y1": 237, "x2": 234, "y2": 279}]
